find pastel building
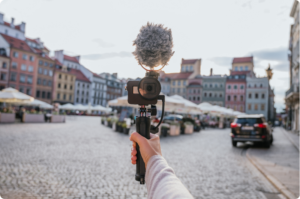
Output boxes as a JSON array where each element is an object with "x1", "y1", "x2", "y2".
[
  {"x1": 0, "y1": 53, "x2": 10, "y2": 90},
  {"x1": 69, "y1": 69, "x2": 91, "y2": 105},
  {"x1": 245, "y1": 77, "x2": 269, "y2": 120},
  {"x1": 92, "y1": 73, "x2": 107, "y2": 106},
  {"x1": 186, "y1": 75, "x2": 202, "y2": 104}
]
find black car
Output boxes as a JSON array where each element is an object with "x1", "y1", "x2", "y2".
[{"x1": 230, "y1": 114, "x2": 273, "y2": 148}]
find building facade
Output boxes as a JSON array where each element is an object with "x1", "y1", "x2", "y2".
[
  {"x1": 70, "y1": 69, "x2": 91, "y2": 105},
  {"x1": 225, "y1": 72, "x2": 247, "y2": 112},
  {"x1": 245, "y1": 77, "x2": 269, "y2": 120},
  {"x1": 158, "y1": 72, "x2": 171, "y2": 96},
  {"x1": 285, "y1": 0, "x2": 299, "y2": 132},
  {"x1": 232, "y1": 56, "x2": 254, "y2": 72},
  {"x1": 0, "y1": 54, "x2": 10, "y2": 90},
  {"x1": 0, "y1": 13, "x2": 26, "y2": 40},
  {"x1": 92, "y1": 73, "x2": 107, "y2": 106},
  {"x1": 52, "y1": 63, "x2": 76, "y2": 104},
  {"x1": 202, "y1": 72, "x2": 226, "y2": 106},
  {"x1": 100, "y1": 73, "x2": 122, "y2": 106},
  {"x1": 186, "y1": 75, "x2": 202, "y2": 104},
  {"x1": 0, "y1": 34, "x2": 38, "y2": 97}
]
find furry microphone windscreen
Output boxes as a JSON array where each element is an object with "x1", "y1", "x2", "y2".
[{"x1": 133, "y1": 22, "x2": 174, "y2": 68}]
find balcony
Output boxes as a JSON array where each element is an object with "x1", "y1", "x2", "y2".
[{"x1": 285, "y1": 85, "x2": 299, "y2": 104}]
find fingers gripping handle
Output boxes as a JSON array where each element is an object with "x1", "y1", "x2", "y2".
[{"x1": 135, "y1": 117, "x2": 150, "y2": 184}]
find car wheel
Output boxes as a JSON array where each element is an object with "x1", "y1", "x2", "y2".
[
  {"x1": 232, "y1": 139, "x2": 237, "y2": 147},
  {"x1": 264, "y1": 141, "x2": 271, "y2": 148}
]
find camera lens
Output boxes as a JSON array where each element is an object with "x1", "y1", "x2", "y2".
[{"x1": 147, "y1": 85, "x2": 153, "y2": 91}]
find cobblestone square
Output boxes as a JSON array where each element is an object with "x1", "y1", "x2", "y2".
[{"x1": 0, "y1": 117, "x2": 287, "y2": 199}]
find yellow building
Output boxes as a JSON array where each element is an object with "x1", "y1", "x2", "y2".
[
  {"x1": 53, "y1": 61, "x2": 76, "y2": 104},
  {"x1": 232, "y1": 56, "x2": 254, "y2": 72}
]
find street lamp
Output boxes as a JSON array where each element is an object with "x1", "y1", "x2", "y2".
[{"x1": 266, "y1": 64, "x2": 273, "y2": 80}]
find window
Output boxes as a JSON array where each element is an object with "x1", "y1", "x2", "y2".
[
  {"x1": 37, "y1": 78, "x2": 41, "y2": 85},
  {"x1": 12, "y1": 62, "x2": 17, "y2": 69},
  {"x1": 254, "y1": 84, "x2": 257, "y2": 88},
  {"x1": 86, "y1": 99, "x2": 88, "y2": 103},
  {"x1": 220, "y1": 84, "x2": 223, "y2": 88},
  {"x1": 43, "y1": 80, "x2": 47, "y2": 86},
  {"x1": 48, "y1": 80, "x2": 52, "y2": 87},
  {"x1": 183, "y1": 88, "x2": 186, "y2": 93},
  {"x1": 189, "y1": 96, "x2": 191, "y2": 100},
  {"x1": 0, "y1": 73, "x2": 6, "y2": 80},
  {"x1": 183, "y1": 80, "x2": 186, "y2": 86},
  {"x1": 204, "y1": 93, "x2": 207, "y2": 97},
  {"x1": 19, "y1": 87, "x2": 24, "y2": 93},
  {"x1": 227, "y1": 95, "x2": 231, "y2": 101},
  {"x1": 47, "y1": 92, "x2": 51, "y2": 99},
  {"x1": 57, "y1": 93, "x2": 60, "y2": 99},
  {"x1": 262, "y1": 93, "x2": 265, "y2": 99},
  {"x1": 10, "y1": 73, "x2": 16, "y2": 81},
  {"x1": 228, "y1": 85, "x2": 231, "y2": 89},
  {"x1": 234, "y1": 75, "x2": 239, "y2": 79},
  {"x1": 240, "y1": 85, "x2": 244, "y2": 89},
  {"x1": 49, "y1": 70, "x2": 53, "y2": 77},
  {"x1": 29, "y1": 56, "x2": 34, "y2": 61},
  {"x1": 205, "y1": 84, "x2": 207, "y2": 88},
  {"x1": 42, "y1": 91, "x2": 45, "y2": 99},
  {"x1": 177, "y1": 88, "x2": 180, "y2": 93},
  {"x1": 260, "y1": 84, "x2": 263, "y2": 88},
  {"x1": 234, "y1": 85, "x2": 237, "y2": 89},
  {"x1": 210, "y1": 84, "x2": 212, "y2": 88},
  {"x1": 27, "y1": 76, "x2": 32, "y2": 84},
  {"x1": 69, "y1": 95, "x2": 72, "y2": 101},
  {"x1": 234, "y1": 95, "x2": 237, "y2": 101},
  {"x1": 44, "y1": 69, "x2": 48, "y2": 75},
  {"x1": 70, "y1": 85, "x2": 73, "y2": 90},
  {"x1": 26, "y1": 88, "x2": 31, "y2": 95},
  {"x1": 172, "y1": 88, "x2": 175, "y2": 93},
  {"x1": 185, "y1": 66, "x2": 188, "y2": 71},
  {"x1": 13, "y1": 52, "x2": 18, "y2": 58},
  {"x1": 2, "y1": 62, "x2": 7, "y2": 69},
  {"x1": 189, "y1": 89, "x2": 192, "y2": 94},
  {"x1": 64, "y1": 84, "x2": 67, "y2": 89},
  {"x1": 59, "y1": 74, "x2": 61, "y2": 79},
  {"x1": 81, "y1": 98, "x2": 84, "y2": 103},
  {"x1": 76, "y1": 98, "x2": 79, "y2": 103},
  {"x1": 254, "y1": 104, "x2": 258, "y2": 110},
  {"x1": 193, "y1": 96, "x2": 195, "y2": 100},
  {"x1": 28, "y1": 66, "x2": 33, "y2": 72},
  {"x1": 49, "y1": 63, "x2": 53, "y2": 68},
  {"x1": 20, "y1": 75, "x2": 26, "y2": 83},
  {"x1": 39, "y1": 60, "x2": 43, "y2": 65},
  {"x1": 44, "y1": 62, "x2": 48, "y2": 67},
  {"x1": 177, "y1": 81, "x2": 181, "y2": 86},
  {"x1": 255, "y1": 93, "x2": 258, "y2": 99},
  {"x1": 21, "y1": 64, "x2": 27, "y2": 71},
  {"x1": 58, "y1": 83, "x2": 61, "y2": 88},
  {"x1": 215, "y1": 84, "x2": 218, "y2": 88},
  {"x1": 248, "y1": 84, "x2": 251, "y2": 88},
  {"x1": 245, "y1": 66, "x2": 248, "y2": 71},
  {"x1": 181, "y1": 66, "x2": 185, "y2": 72},
  {"x1": 240, "y1": 95, "x2": 244, "y2": 101},
  {"x1": 22, "y1": 54, "x2": 27, "y2": 60},
  {"x1": 197, "y1": 97, "x2": 200, "y2": 101},
  {"x1": 234, "y1": 66, "x2": 238, "y2": 71},
  {"x1": 65, "y1": 75, "x2": 67, "y2": 80},
  {"x1": 189, "y1": 66, "x2": 193, "y2": 71},
  {"x1": 248, "y1": 93, "x2": 252, "y2": 98},
  {"x1": 219, "y1": 94, "x2": 222, "y2": 98},
  {"x1": 240, "y1": 106, "x2": 243, "y2": 112},
  {"x1": 36, "y1": 90, "x2": 40, "y2": 98},
  {"x1": 239, "y1": 66, "x2": 243, "y2": 71},
  {"x1": 38, "y1": 67, "x2": 43, "y2": 74},
  {"x1": 209, "y1": 93, "x2": 212, "y2": 97},
  {"x1": 63, "y1": 94, "x2": 66, "y2": 100}
]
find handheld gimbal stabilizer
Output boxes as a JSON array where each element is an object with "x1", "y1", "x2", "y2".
[
  {"x1": 127, "y1": 71, "x2": 165, "y2": 184},
  {"x1": 127, "y1": 23, "x2": 174, "y2": 185}
]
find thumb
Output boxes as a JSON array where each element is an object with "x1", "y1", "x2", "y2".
[{"x1": 130, "y1": 132, "x2": 147, "y2": 146}]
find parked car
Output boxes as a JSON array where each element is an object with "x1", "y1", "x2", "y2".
[{"x1": 230, "y1": 114, "x2": 273, "y2": 148}]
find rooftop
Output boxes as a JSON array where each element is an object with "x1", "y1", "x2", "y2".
[
  {"x1": 1, "y1": 34, "x2": 33, "y2": 53},
  {"x1": 69, "y1": 69, "x2": 91, "y2": 83},
  {"x1": 64, "y1": 55, "x2": 80, "y2": 63},
  {"x1": 181, "y1": 58, "x2": 200, "y2": 65},
  {"x1": 162, "y1": 72, "x2": 193, "y2": 79},
  {"x1": 232, "y1": 56, "x2": 253, "y2": 64},
  {"x1": 3, "y1": 21, "x2": 21, "y2": 31}
]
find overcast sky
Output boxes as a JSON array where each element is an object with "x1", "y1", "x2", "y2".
[{"x1": 0, "y1": 0, "x2": 295, "y2": 112}]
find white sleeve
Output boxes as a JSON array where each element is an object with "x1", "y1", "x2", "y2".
[{"x1": 145, "y1": 155, "x2": 194, "y2": 199}]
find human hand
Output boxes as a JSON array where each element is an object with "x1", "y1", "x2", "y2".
[{"x1": 130, "y1": 132, "x2": 162, "y2": 168}]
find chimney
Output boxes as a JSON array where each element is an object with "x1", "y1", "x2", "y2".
[
  {"x1": 20, "y1": 22, "x2": 26, "y2": 32},
  {"x1": 210, "y1": 68, "x2": 213, "y2": 76},
  {"x1": 0, "y1": 13, "x2": 3, "y2": 24},
  {"x1": 54, "y1": 50, "x2": 64, "y2": 64},
  {"x1": 10, "y1": 18, "x2": 15, "y2": 28},
  {"x1": 75, "y1": 56, "x2": 80, "y2": 62},
  {"x1": 113, "y1": 73, "x2": 118, "y2": 78}
]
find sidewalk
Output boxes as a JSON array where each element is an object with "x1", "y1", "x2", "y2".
[
  {"x1": 247, "y1": 127, "x2": 299, "y2": 199},
  {"x1": 280, "y1": 127, "x2": 299, "y2": 151}
]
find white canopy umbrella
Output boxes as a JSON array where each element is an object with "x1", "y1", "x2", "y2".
[
  {"x1": 25, "y1": 99, "x2": 53, "y2": 109},
  {"x1": 0, "y1": 87, "x2": 34, "y2": 103},
  {"x1": 59, "y1": 103, "x2": 76, "y2": 110},
  {"x1": 74, "y1": 104, "x2": 88, "y2": 111},
  {"x1": 169, "y1": 95, "x2": 201, "y2": 114}
]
